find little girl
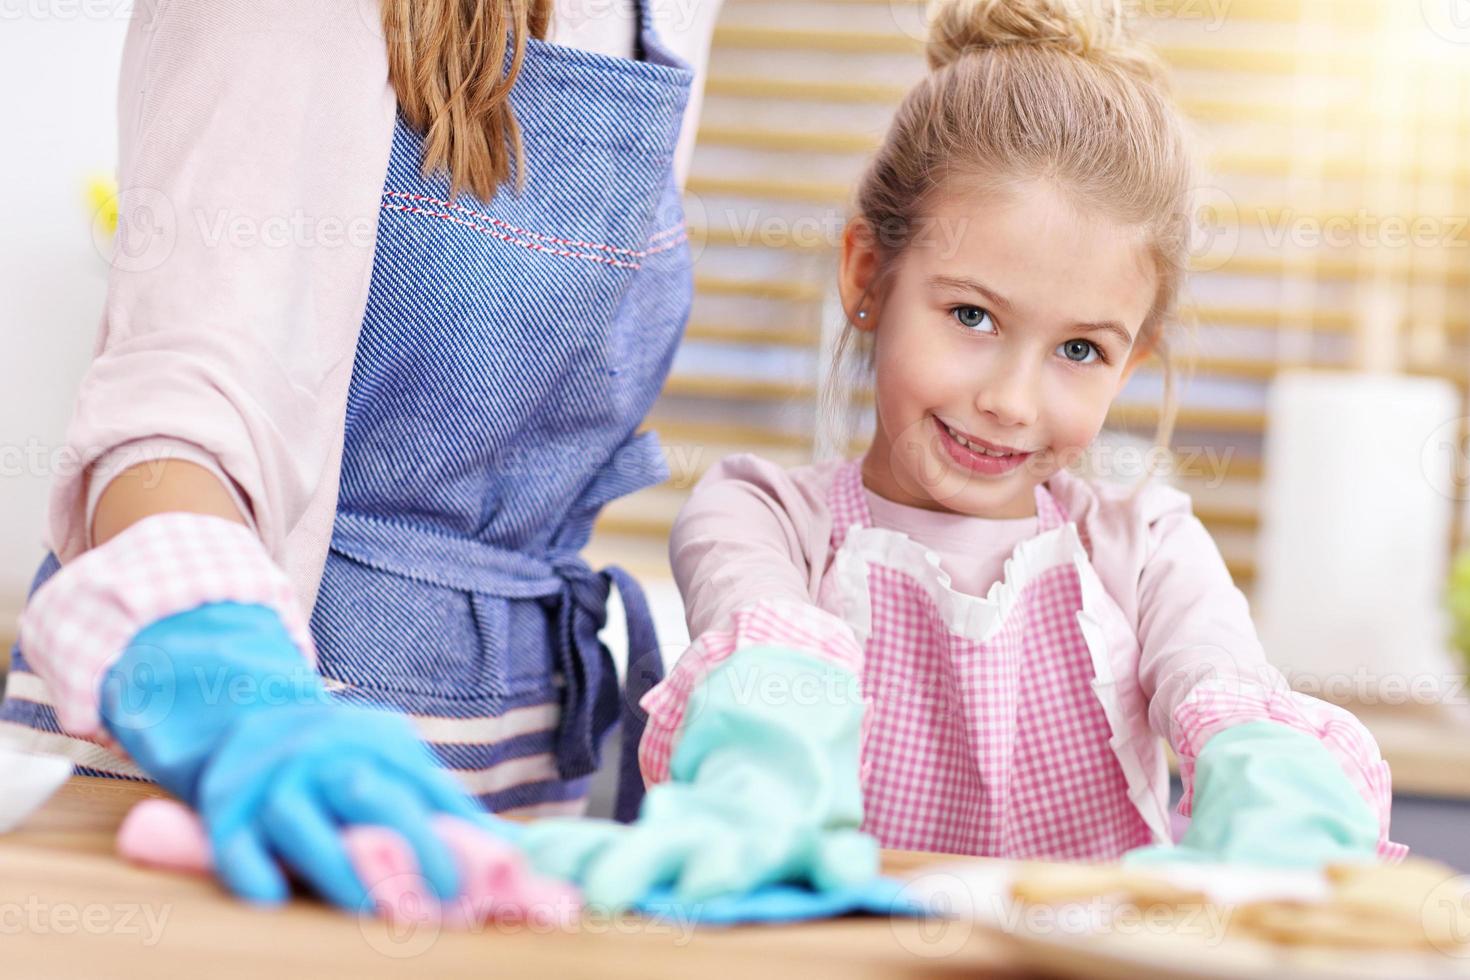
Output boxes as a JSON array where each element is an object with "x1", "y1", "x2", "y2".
[{"x1": 524, "y1": 0, "x2": 1406, "y2": 908}]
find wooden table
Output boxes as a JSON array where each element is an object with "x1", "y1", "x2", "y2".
[{"x1": 0, "y1": 777, "x2": 1031, "y2": 980}]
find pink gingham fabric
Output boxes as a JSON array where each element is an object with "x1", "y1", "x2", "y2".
[
  {"x1": 1170, "y1": 677, "x2": 1408, "y2": 861},
  {"x1": 652, "y1": 455, "x2": 1405, "y2": 860},
  {"x1": 638, "y1": 598, "x2": 866, "y2": 785},
  {"x1": 826, "y1": 462, "x2": 1153, "y2": 859},
  {"x1": 18, "y1": 511, "x2": 319, "y2": 741}
]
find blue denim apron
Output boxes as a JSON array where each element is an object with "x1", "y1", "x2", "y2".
[{"x1": 0, "y1": 2, "x2": 693, "y2": 823}]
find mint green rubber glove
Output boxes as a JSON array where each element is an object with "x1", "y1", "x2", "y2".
[
  {"x1": 1125, "y1": 720, "x2": 1380, "y2": 869},
  {"x1": 520, "y1": 645, "x2": 879, "y2": 908}
]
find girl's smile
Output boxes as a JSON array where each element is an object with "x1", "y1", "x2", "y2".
[{"x1": 932, "y1": 414, "x2": 1036, "y2": 476}]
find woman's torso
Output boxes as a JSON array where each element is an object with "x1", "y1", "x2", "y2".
[{"x1": 3, "y1": 4, "x2": 700, "y2": 820}]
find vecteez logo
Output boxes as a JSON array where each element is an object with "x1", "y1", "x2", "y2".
[{"x1": 1422, "y1": 0, "x2": 1470, "y2": 45}]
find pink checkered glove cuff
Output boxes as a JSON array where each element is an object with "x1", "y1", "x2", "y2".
[
  {"x1": 638, "y1": 598, "x2": 866, "y2": 787},
  {"x1": 19, "y1": 511, "x2": 319, "y2": 740},
  {"x1": 1170, "y1": 677, "x2": 1407, "y2": 862}
]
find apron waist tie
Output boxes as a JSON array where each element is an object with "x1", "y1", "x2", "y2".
[
  {"x1": 329, "y1": 511, "x2": 663, "y2": 822},
  {"x1": 547, "y1": 554, "x2": 663, "y2": 823}
]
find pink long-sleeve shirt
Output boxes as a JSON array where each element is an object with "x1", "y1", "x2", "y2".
[
  {"x1": 668, "y1": 452, "x2": 1267, "y2": 741},
  {"x1": 58, "y1": 0, "x2": 719, "y2": 617},
  {"x1": 650, "y1": 453, "x2": 1405, "y2": 858}
]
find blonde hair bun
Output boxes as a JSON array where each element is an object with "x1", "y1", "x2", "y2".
[{"x1": 924, "y1": 0, "x2": 1168, "y2": 87}]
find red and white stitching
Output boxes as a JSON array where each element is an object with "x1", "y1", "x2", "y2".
[
  {"x1": 382, "y1": 203, "x2": 643, "y2": 268},
  {"x1": 383, "y1": 191, "x2": 686, "y2": 263},
  {"x1": 646, "y1": 223, "x2": 685, "y2": 243},
  {"x1": 642, "y1": 236, "x2": 686, "y2": 257}
]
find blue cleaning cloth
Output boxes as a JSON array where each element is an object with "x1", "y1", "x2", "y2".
[{"x1": 631, "y1": 875, "x2": 928, "y2": 926}]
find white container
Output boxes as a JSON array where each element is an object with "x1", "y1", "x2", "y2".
[{"x1": 1254, "y1": 370, "x2": 1464, "y2": 703}]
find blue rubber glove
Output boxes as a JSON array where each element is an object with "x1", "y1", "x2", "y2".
[
  {"x1": 1125, "y1": 720, "x2": 1380, "y2": 869},
  {"x1": 100, "y1": 600, "x2": 492, "y2": 910},
  {"x1": 520, "y1": 645, "x2": 880, "y2": 909}
]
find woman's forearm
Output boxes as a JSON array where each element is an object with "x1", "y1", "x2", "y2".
[{"x1": 91, "y1": 459, "x2": 249, "y2": 548}]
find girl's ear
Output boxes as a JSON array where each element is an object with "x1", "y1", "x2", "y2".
[
  {"x1": 839, "y1": 218, "x2": 881, "y2": 332},
  {"x1": 1116, "y1": 334, "x2": 1156, "y2": 390}
]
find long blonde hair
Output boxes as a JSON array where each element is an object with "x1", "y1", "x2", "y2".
[
  {"x1": 826, "y1": 0, "x2": 1199, "y2": 498},
  {"x1": 380, "y1": 0, "x2": 555, "y2": 203}
]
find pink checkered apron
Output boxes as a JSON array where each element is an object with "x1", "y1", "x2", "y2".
[{"x1": 827, "y1": 461, "x2": 1156, "y2": 859}]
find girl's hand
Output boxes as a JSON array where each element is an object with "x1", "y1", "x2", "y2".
[
  {"x1": 519, "y1": 646, "x2": 880, "y2": 909},
  {"x1": 520, "y1": 790, "x2": 878, "y2": 911},
  {"x1": 1124, "y1": 720, "x2": 1381, "y2": 869}
]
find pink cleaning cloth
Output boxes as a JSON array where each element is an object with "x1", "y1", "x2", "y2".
[{"x1": 115, "y1": 798, "x2": 579, "y2": 928}]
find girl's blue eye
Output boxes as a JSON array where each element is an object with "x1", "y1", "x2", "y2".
[
  {"x1": 1059, "y1": 339, "x2": 1106, "y2": 366},
  {"x1": 951, "y1": 304, "x2": 1110, "y2": 367},
  {"x1": 951, "y1": 305, "x2": 993, "y2": 331}
]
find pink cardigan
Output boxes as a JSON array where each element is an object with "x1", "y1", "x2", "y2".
[{"x1": 57, "y1": 0, "x2": 716, "y2": 617}]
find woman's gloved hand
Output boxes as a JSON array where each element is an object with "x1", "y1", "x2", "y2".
[
  {"x1": 100, "y1": 600, "x2": 490, "y2": 911},
  {"x1": 520, "y1": 645, "x2": 880, "y2": 909},
  {"x1": 1124, "y1": 720, "x2": 1381, "y2": 869}
]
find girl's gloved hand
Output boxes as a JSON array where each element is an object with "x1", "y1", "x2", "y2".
[
  {"x1": 1124, "y1": 720, "x2": 1381, "y2": 869},
  {"x1": 101, "y1": 600, "x2": 490, "y2": 911},
  {"x1": 520, "y1": 645, "x2": 880, "y2": 909}
]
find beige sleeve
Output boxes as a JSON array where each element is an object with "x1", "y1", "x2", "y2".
[{"x1": 49, "y1": 0, "x2": 395, "y2": 566}]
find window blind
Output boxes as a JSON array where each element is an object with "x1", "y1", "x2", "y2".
[{"x1": 590, "y1": 0, "x2": 1470, "y2": 593}]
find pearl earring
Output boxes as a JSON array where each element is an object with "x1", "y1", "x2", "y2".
[{"x1": 857, "y1": 310, "x2": 868, "y2": 320}]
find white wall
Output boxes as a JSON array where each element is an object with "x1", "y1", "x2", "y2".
[{"x1": 0, "y1": 10, "x2": 130, "y2": 610}]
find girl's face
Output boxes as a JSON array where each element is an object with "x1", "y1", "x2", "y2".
[{"x1": 840, "y1": 179, "x2": 1159, "y2": 518}]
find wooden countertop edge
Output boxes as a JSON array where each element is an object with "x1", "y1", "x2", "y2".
[{"x1": 0, "y1": 777, "x2": 1027, "y2": 979}]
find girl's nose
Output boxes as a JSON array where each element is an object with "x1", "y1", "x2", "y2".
[{"x1": 972, "y1": 357, "x2": 1039, "y2": 430}]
